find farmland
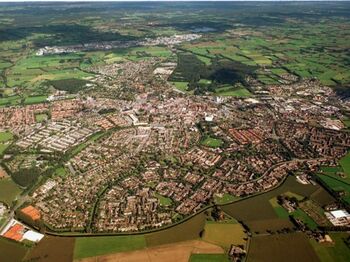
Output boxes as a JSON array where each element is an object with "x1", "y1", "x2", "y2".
[
  {"x1": 247, "y1": 233, "x2": 319, "y2": 262},
  {"x1": 145, "y1": 212, "x2": 206, "y2": 247},
  {"x1": 0, "y1": 2, "x2": 349, "y2": 262},
  {"x1": 0, "y1": 237, "x2": 28, "y2": 262},
  {"x1": 189, "y1": 254, "x2": 229, "y2": 262},
  {"x1": 0, "y1": 178, "x2": 22, "y2": 206},
  {"x1": 24, "y1": 236, "x2": 75, "y2": 262},
  {"x1": 221, "y1": 176, "x2": 320, "y2": 232},
  {"x1": 309, "y1": 233, "x2": 350, "y2": 262},
  {"x1": 202, "y1": 220, "x2": 247, "y2": 250},
  {"x1": 77, "y1": 240, "x2": 224, "y2": 262},
  {"x1": 74, "y1": 235, "x2": 147, "y2": 259}
]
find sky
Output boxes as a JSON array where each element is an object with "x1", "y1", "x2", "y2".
[
  {"x1": 0, "y1": 0, "x2": 341, "y2": 2},
  {"x1": 0, "y1": 0, "x2": 343, "y2": 3}
]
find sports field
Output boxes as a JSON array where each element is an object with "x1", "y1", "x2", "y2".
[{"x1": 201, "y1": 136, "x2": 224, "y2": 148}]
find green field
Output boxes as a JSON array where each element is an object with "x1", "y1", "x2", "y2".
[
  {"x1": 291, "y1": 208, "x2": 318, "y2": 230},
  {"x1": 222, "y1": 176, "x2": 320, "y2": 232},
  {"x1": 35, "y1": 113, "x2": 48, "y2": 123},
  {"x1": 339, "y1": 152, "x2": 350, "y2": 176},
  {"x1": 317, "y1": 174, "x2": 350, "y2": 204},
  {"x1": 215, "y1": 86, "x2": 251, "y2": 97},
  {"x1": 171, "y1": 81, "x2": 189, "y2": 92},
  {"x1": 0, "y1": 131, "x2": 13, "y2": 142},
  {"x1": 0, "y1": 144, "x2": 9, "y2": 155},
  {"x1": 202, "y1": 221, "x2": 247, "y2": 250},
  {"x1": 189, "y1": 254, "x2": 229, "y2": 262},
  {"x1": 155, "y1": 193, "x2": 173, "y2": 206},
  {"x1": 247, "y1": 233, "x2": 319, "y2": 262},
  {"x1": 309, "y1": 233, "x2": 350, "y2": 262},
  {"x1": 24, "y1": 95, "x2": 47, "y2": 105},
  {"x1": 74, "y1": 235, "x2": 146, "y2": 259},
  {"x1": 269, "y1": 197, "x2": 290, "y2": 219},
  {"x1": 145, "y1": 212, "x2": 206, "y2": 247},
  {"x1": 201, "y1": 136, "x2": 223, "y2": 148},
  {"x1": 215, "y1": 193, "x2": 239, "y2": 205},
  {"x1": 24, "y1": 236, "x2": 75, "y2": 262},
  {"x1": 0, "y1": 237, "x2": 28, "y2": 262},
  {"x1": 0, "y1": 178, "x2": 22, "y2": 206}
]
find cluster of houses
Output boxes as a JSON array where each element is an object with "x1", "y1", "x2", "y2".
[{"x1": 16, "y1": 120, "x2": 98, "y2": 153}]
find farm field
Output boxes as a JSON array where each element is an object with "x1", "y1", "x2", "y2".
[
  {"x1": 309, "y1": 233, "x2": 350, "y2": 262},
  {"x1": 78, "y1": 240, "x2": 224, "y2": 262},
  {"x1": 24, "y1": 236, "x2": 75, "y2": 262},
  {"x1": 202, "y1": 220, "x2": 247, "y2": 250},
  {"x1": 145, "y1": 212, "x2": 206, "y2": 247},
  {"x1": 0, "y1": 177, "x2": 22, "y2": 206},
  {"x1": 317, "y1": 174, "x2": 350, "y2": 204},
  {"x1": 221, "y1": 176, "x2": 319, "y2": 232},
  {"x1": 310, "y1": 187, "x2": 336, "y2": 207},
  {"x1": 74, "y1": 235, "x2": 146, "y2": 259},
  {"x1": 0, "y1": 237, "x2": 28, "y2": 262},
  {"x1": 246, "y1": 233, "x2": 319, "y2": 262},
  {"x1": 189, "y1": 253, "x2": 229, "y2": 262},
  {"x1": 24, "y1": 95, "x2": 47, "y2": 105}
]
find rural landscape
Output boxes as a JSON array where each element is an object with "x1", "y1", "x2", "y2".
[{"x1": 0, "y1": 1, "x2": 349, "y2": 261}]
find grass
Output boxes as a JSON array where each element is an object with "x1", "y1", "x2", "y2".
[
  {"x1": 0, "y1": 237, "x2": 28, "y2": 262},
  {"x1": 215, "y1": 86, "x2": 251, "y2": 97},
  {"x1": 222, "y1": 176, "x2": 319, "y2": 222},
  {"x1": 309, "y1": 233, "x2": 350, "y2": 262},
  {"x1": 269, "y1": 197, "x2": 290, "y2": 219},
  {"x1": 202, "y1": 221, "x2": 247, "y2": 250},
  {"x1": 317, "y1": 174, "x2": 350, "y2": 204},
  {"x1": 283, "y1": 191, "x2": 305, "y2": 201},
  {"x1": 155, "y1": 193, "x2": 173, "y2": 206},
  {"x1": 0, "y1": 95, "x2": 21, "y2": 107},
  {"x1": 215, "y1": 193, "x2": 239, "y2": 205},
  {"x1": 74, "y1": 235, "x2": 146, "y2": 259},
  {"x1": 339, "y1": 152, "x2": 350, "y2": 176},
  {"x1": 171, "y1": 81, "x2": 189, "y2": 92},
  {"x1": 0, "y1": 178, "x2": 22, "y2": 206},
  {"x1": 0, "y1": 131, "x2": 13, "y2": 142},
  {"x1": 189, "y1": 254, "x2": 229, "y2": 262},
  {"x1": 145, "y1": 212, "x2": 206, "y2": 247},
  {"x1": 291, "y1": 208, "x2": 318, "y2": 230},
  {"x1": 0, "y1": 144, "x2": 9, "y2": 155},
  {"x1": 55, "y1": 167, "x2": 67, "y2": 177},
  {"x1": 24, "y1": 236, "x2": 75, "y2": 262},
  {"x1": 24, "y1": 95, "x2": 47, "y2": 105},
  {"x1": 247, "y1": 233, "x2": 319, "y2": 262},
  {"x1": 35, "y1": 113, "x2": 48, "y2": 123},
  {"x1": 201, "y1": 136, "x2": 223, "y2": 148}
]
